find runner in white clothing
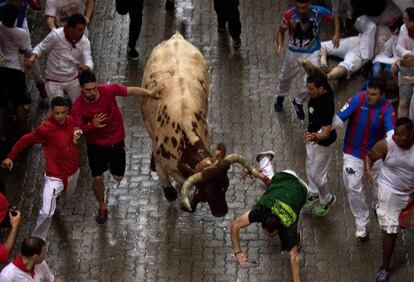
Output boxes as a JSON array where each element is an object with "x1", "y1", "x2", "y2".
[
  {"x1": 364, "y1": 117, "x2": 414, "y2": 282},
  {"x1": 26, "y1": 13, "x2": 93, "y2": 104},
  {"x1": 0, "y1": 3, "x2": 33, "y2": 140},
  {"x1": 0, "y1": 237, "x2": 54, "y2": 282}
]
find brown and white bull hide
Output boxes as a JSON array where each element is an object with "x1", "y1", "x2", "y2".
[
  {"x1": 140, "y1": 33, "x2": 210, "y2": 194},
  {"x1": 139, "y1": 33, "x2": 263, "y2": 217}
]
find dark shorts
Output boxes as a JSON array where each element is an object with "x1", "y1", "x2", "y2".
[
  {"x1": 0, "y1": 68, "x2": 30, "y2": 108},
  {"x1": 87, "y1": 140, "x2": 126, "y2": 177}
]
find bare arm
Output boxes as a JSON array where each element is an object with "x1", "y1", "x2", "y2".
[
  {"x1": 305, "y1": 125, "x2": 332, "y2": 143},
  {"x1": 364, "y1": 140, "x2": 388, "y2": 186},
  {"x1": 2, "y1": 211, "x2": 21, "y2": 253},
  {"x1": 127, "y1": 87, "x2": 162, "y2": 99},
  {"x1": 84, "y1": 0, "x2": 95, "y2": 25},
  {"x1": 276, "y1": 29, "x2": 286, "y2": 57},
  {"x1": 399, "y1": 53, "x2": 414, "y2": 67},
  {"x1": 230, "y1": 211, "x2": 251, "y2": 266},
  {"x1": 332, "y1": 15, "x2": 340, "y2": 48},
  {"x1": 289, "y1": 246, "x2": 300, "y2": 282},
  {"x1": 46, "y1": 16, "x2": 56, "y2": 30}
]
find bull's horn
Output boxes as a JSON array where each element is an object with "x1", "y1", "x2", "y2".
[
  {"x1": 181, "y1": 172, "x2": 203, "y2": 212},
  {"x1": 224, "y1": 154, "x2": 263, "y2": 179}
]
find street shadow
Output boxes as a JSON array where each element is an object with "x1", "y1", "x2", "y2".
[{"x1": 51, "y1": 211, "x2": 77, "y2": 278}]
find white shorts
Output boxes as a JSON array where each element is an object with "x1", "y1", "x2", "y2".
[{"x1": 377, "y1": 186, "x2": 413, "y2": 234}]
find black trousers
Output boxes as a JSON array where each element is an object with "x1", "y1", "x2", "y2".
[
  {"x1": 213, "y1": 0, "x2": 241, "y2": 38},
  {"x1": 128, "y1": 0, "x2": 144, "y2": 49}
]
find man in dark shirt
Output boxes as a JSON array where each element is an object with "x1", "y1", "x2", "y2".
[
  {"x1": 303, "y1": 72, "x2": 337, "y2": 217},
  {"x1": 230, "y1": 151, "x2": 308, "y2": 282}
]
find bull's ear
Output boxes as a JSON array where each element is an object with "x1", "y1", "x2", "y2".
[
  {"x1": 178, "y1": 162, "x2": 195, "y2": 177},
  {"x1": 214, "y1": 143, "x2": 226, "y2": 159}
]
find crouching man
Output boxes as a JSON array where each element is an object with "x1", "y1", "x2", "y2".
[{"x1": 230, "y1": 151, "x2": 308, "y2": 282}]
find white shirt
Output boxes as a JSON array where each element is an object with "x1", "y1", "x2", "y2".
[
  {"x1": 0, "y1": 23, "x2": 31, "y2": 71},
  {"x1": 396, "y1": 24, "x2": 414, "y2": 58},
  {"x1": 378, "y1": 136, "x2": 414, "y2": 195},
  {"x1": 45, "y1": 0, "x2": 85, "y2": 27},
  {"x1": 33, "y1": 27, "x2": 93, "y2": 82},
  {"x1": 0, "y1": 261, "x2": 54, "y2": 282}
]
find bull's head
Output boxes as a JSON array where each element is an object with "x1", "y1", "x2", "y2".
[{"x1": 179, "y1": 144, "x2": 263, "y2": 217}]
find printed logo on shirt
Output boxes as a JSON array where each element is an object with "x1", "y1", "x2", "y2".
[
  {"x1": 271, "y1": 199, "x2": 297, "y2": 227},
  {"x1": 340, "y1": 102, "x2": 349, "y2": 112},
  {"x1": 309, "y1": 106, "x2": 314, "y2": 114}
]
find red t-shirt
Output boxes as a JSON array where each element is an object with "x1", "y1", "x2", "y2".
[
  {"x1": 0, "y1": 244, "x2": 9, "y2": 264},
  {"x1": 71, "y1": 84, "x2": 127, "y2": 147}
]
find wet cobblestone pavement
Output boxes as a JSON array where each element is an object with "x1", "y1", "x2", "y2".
[{"x1": 1, "y1": 0, "x2": 414, "y2": 281}]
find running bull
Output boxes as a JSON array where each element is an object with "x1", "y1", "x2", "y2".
[{"x1": 140, "y1": 33, "x2": 261, "y2": 217}]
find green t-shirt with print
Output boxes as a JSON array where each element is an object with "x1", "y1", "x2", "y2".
[{"x1": 248, "y1": 172, "x2": 307, "y2": 251}]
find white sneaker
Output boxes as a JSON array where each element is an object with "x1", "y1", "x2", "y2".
[
  {"x1": 356, "y1": 228, "x2": 369, "y2": 242},
  {"x1": 256, "y1": 151, "x2": 275, "y2": 163}
]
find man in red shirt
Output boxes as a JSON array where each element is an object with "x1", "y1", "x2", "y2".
[
  {"x1": 0, "y1": 192, "x2": 21, "y2": 264},
  {"x1": 1, "y1": 97, "x2": 80, "y2": 240},
  {"x1": 71, "y1": 70, "x2": 160, "y2": 225}
]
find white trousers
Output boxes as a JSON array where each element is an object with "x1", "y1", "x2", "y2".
[
  {"x1": 277, "y1": 49, "x2": 321, "y2": 104},
  {"x1": 45, "y1": 79, "x2": 81, "y2": 104},
  {"x1": 259, "y1": 157, "x2": 309, "y2": 192},
  {"x1": 342, "y1": 154, "x2": 381, "y2": 229},
  {"x1": 354, "y1": 3, "x2": 402, "y2": 61},
  {"x1": 32, "y1": 169, "x2": 79, "y2": 240},
  {"x1": 306, "y1": 143, "x2": 333, "y2": 205},
  {"x1": 322, "y1": 36, "x2": 362, "y2": 77},
  {"x1": 259, "y1": 157, "x2": 274, "y2": 180}
]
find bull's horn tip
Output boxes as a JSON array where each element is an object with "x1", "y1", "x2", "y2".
[{"x1": 182, "y1": 198, "x2": 192, "y2": 212}]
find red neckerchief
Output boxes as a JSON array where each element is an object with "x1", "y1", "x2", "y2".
[
  {"x1": 63, "y1": 25, "x2": 79, "y2": 48},
  {"x1": 12, "y1": 256, "x2": 35, "y2": 278},
  {"x1": 392, "y1": 134, "x2": 414, "y2": 150}
]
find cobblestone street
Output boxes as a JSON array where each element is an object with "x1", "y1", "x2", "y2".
[{"x1": 1, "y1": 0, "x2": 414, "y2": 281}]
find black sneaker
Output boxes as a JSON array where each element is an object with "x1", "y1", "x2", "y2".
[
  {"x1": 291, "y1": 99, "x2": 305, "y2": 120},
  {"x1": 127, "y1": 47, "x2": 139, "y2": 60},
  {"x1": 376, "y1": 266, "x2": 390, "y2": 282},
  {"x1": 96, "y1": 207, "x2": 108, "y2": 225},
  {"x1": 274, "y1": 96, "x2": 284, "y2": 112},
  {"x1": 232, "y1": 36, "x2": 241, "y2": 49}
]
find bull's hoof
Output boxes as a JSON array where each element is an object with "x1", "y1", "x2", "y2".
[
  {"x1": 163, "y1": 186, "x2": 177, "y2": 201},
  {"x1": 165, "y1": 0, "x2": 174, "y2": 11}
]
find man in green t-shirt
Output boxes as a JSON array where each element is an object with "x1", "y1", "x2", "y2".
[{"x1": 230, "y1": 151, "x2": 308, "y2": 282}]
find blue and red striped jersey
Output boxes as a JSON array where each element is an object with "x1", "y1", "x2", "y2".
[{"x1": 337, "y1": 91, "x2": 396, "y2": 160}]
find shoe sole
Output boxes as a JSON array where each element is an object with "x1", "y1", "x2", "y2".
[
  {"x1": 256, "y1": 150, "x2": 275, "y2": 162},
  {"x1": 290, "y1": 99, "x2": 305, "y2": 121}
]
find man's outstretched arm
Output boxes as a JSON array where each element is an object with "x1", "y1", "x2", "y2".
[
  {"x1": 289, "y1": 246, "x2": 300, "y2": 282},
  {"x1": 230, "y1": 211, "x2": 251, "y2": 266}
]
